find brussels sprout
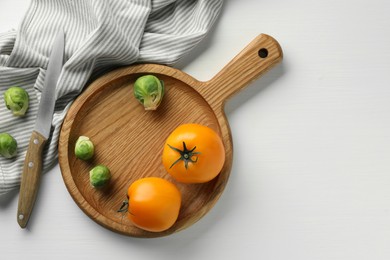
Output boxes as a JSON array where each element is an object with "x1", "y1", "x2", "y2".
[
  {"x1": 0, "y1": 133, "x2": 17, "y2": 158},
  {"x1": 75, "y1": 136, "x2": 94, "y2": 160},
  {"x1": 90, "y1": 165, "x2": 111, "y2": 188},
  {"x1": 4, "y1": 86, "x2": 29, "y2": 116},
  {"x1": 133, "y1": 75, "x2": 164, "y2": 110}
]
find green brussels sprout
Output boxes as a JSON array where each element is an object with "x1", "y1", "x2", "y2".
[
  {"x1": 4, "y1": 86, "x2": 29, "y2": 116},
  {"x1": 0, "y1": 133, "x2": 18, "y2": 158},
  {"x1": 75, "y1": 136, "x2": 94, "y2": 160},
  {"x1": 133, "y1": 75, "x2": 164, "y2": 110},
  {"x1": 90, "y1": 165, "x2": 111, "y2": 188}
]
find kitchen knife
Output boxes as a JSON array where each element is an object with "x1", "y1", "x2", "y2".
[{"x1": 17, "y1": 29, "x2": 65, "y2": 228}]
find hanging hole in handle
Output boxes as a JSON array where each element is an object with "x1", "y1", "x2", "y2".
[{"x1": 258, "y1": 48, "x2": 268, "y2": 58}]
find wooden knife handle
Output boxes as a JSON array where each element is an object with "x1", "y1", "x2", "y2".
[{"x1": 17, "y1": 131, "x2": 47, "y2": 228}]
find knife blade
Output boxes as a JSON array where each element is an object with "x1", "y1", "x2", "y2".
[{"x1": 17, "y1": 29, "x2": 65, "y2": 228}]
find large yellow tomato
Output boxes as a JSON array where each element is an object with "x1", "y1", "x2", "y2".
[
  {"x1": 162, "y1": 123, "x2": 225, "y2": 183},
  {"x1": 123, "y1": 177, "x2": 181, "y2": 232}
]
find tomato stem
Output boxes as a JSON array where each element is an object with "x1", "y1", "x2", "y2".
[
  {"x1": 117, "y1": 199, "x2": 135, "y2": 216},
  {"x1": 117, "y1": 200, "x2": 129, "y2": 213},
  {"x1": 168, "y1": 142, "x2": 201, "y2": 169}
]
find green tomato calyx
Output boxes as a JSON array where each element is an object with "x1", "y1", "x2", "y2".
[
  {"x1": 117, "y1": 200, "x2": 129, "y2": 213},
  {"x1": 117, "y1": 199, "x2": 134, "y2": 216},
  {"x1": 168, "y1": 142, "x2": 201, "y2": 170}
]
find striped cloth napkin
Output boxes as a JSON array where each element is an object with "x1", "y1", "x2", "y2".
[{"x1": 0, "y1": 0, "x2": 223, "y2": 195}]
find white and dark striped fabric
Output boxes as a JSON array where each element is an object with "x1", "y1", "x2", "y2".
[{"x1": 0, "y1": 0, "x2": 223, "y2": 195}]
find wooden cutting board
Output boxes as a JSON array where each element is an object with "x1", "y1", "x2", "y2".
[{"x1": 58, "y1": 34, "x2": 283, "y2": 238}]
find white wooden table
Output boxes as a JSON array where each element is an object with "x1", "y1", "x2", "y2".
[{"x1": 1, "y1": 0, "x2": 390, "y2": 259}]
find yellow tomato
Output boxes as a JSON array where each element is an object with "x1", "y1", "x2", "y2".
[
  {"x1": 162, "y1": 123, "x2": 225, "y2": 183},
  {"x1": 124, "y1": 177, "x2": 181, "y2": 232}
]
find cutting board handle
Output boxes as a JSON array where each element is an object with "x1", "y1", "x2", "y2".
[{"x1": 200, "y1": 34, "x2": 283, "y2": 109}]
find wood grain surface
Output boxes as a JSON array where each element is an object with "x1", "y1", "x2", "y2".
[
  {"x1": 58, "y1": 34, "x2": 283, "y2": 237},
  {"x1": 17, "y1": 131, "x2": 47, "y2": 228}
]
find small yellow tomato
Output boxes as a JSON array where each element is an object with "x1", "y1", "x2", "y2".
[
  {"x1": 162, "y1": 123, "x2": 225, "y2": 183},
  {"x1": 122, "y1": 177, "x2": 181, "y2": 232}
]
